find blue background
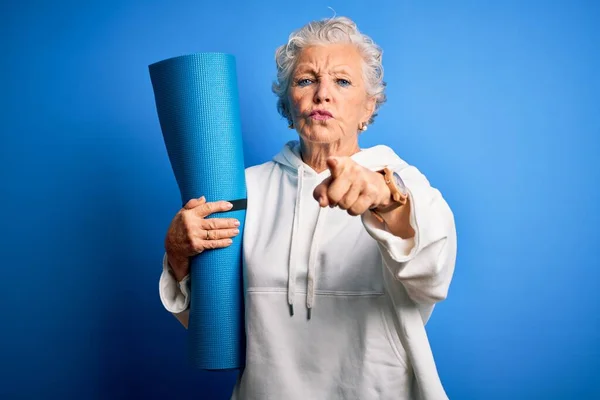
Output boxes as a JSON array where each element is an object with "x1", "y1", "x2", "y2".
[{"x1": 1, "y1": 1, "x2": 598, "y2": 399}]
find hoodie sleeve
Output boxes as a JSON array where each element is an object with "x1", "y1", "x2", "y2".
[
  {"x1": 361, "y1": 164, "x2": 457, "y2": 305},
  {"x1": 159, "y1": 253, "x2": 191, "y2": 328}
]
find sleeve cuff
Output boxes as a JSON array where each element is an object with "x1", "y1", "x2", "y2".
[
  {"x1": 362, "y1": 208, "x2": 417, "y2": 262},
  {"x1": 159, "y1": 253, "x2": 191, "y2": 314}
]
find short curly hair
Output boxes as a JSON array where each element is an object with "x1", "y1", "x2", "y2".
[{"x1": 272, "y1": 16, "x2": 387, "y2": 126}]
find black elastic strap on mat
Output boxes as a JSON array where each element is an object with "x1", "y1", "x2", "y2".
[{"x1": 228, "y1": 198, "x2": 247, "y2": 211}]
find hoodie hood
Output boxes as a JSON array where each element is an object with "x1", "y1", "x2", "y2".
[
  {"x1": 271, "y1": 140, "x2": 407, "y2": 318},
  {"x1": 273, "y1": 140, "x2": 405, "y2": 176}
]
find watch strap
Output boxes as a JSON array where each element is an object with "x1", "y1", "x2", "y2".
[{"x1": 372, "y1": 167, "x2": 407, "y2": 216}]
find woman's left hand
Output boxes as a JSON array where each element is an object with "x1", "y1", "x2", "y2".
[{"x1": 313, "y1": 157, "x2": 391, "y2": 216}]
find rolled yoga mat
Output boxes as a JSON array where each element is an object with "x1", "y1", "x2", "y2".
[{"x1": 149, "y1": 53, "x2": 247, "y2": 370}]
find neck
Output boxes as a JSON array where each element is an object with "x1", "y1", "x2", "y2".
[{"x1": 299, "y1": 138, "x2": 360, "y2": 173}]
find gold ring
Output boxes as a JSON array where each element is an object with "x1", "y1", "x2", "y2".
[{"x1": 206, "y1": 230, "x2": 210, "y2": 240}]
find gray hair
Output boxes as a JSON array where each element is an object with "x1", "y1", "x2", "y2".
[{"x1": 272, "y1": 16, "x2": 387, "y2": 126}]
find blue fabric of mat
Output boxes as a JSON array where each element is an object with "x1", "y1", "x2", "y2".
[{"x1": 149, "y1": 53, "x2": 246, "y2": 370}]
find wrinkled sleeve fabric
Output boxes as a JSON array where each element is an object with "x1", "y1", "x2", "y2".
[
  {"x1": 158, "y1": 253, "x2": 191, "y2": 314},
  {"x1": 362, "y1": 164, "x2": 457, "y2": 305}
]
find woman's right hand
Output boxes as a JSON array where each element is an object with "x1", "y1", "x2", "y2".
[{"x1": 164, "y1": 196, "x2": 240, "y2": 282}]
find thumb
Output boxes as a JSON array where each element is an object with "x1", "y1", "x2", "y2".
[
  {"x1": 184, "y1": 196, "x2": 206, "y2": 210},
  {"x1": 313, "y1": 176, "x2": 332, "y2": 207}
]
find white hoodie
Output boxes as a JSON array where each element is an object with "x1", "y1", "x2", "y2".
[{"x1": 159, "y1": 140, "x2": 457, "y2": 400}]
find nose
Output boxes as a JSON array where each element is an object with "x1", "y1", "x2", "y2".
[{"x1": 314, "y1": 80, "x2": 331, "y2": 103}]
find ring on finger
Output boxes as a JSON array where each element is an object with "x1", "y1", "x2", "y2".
[{"x1": 206, "y1": 230, "x2": 210, "y2": 240}]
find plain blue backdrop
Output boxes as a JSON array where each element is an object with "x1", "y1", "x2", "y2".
[{"x1": 1, "y1": 1, "x2": 598, "y2": 399}]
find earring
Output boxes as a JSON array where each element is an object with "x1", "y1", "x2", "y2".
[
  {"x1": 288, "y1": 122, "x2": 294, "y2": 129},
  {"x1": 359, "y1": 122, "x2": 368, "y2": 131}
]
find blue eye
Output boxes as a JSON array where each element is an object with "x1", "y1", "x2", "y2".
[
  {"x1": 297, "y1": 78, "x2": 313, "y2": 87},
  {"x1": 337, "y1": 79, "x2": 351, "y2": 87}
]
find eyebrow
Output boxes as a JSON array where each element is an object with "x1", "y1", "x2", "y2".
[{"x1": 293, "y1": 64, "x2": 354, "y2": 75}]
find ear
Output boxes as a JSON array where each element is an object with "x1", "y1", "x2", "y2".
[{"x1": 362, "y1": 96, "x2": 377, "y2": 124}]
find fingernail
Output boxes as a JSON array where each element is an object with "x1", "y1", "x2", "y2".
[
  {"x1": 226, "y1": 239, "x2": 233, "y2": 244},
  {"x1": 200, "y1": 196, "x2": 206, "y2": 201},
  {"x1": 233, "y1": 229, "x2": 239, "y2": 235},
  {"x1": 225, "y1": 202, "x2": 233, "y2": 209},
  {"x1": 234, "y1": 220, "x2": 240, "y2": 226}
]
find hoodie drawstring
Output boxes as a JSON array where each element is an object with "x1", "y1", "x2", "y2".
[
  {"x1": 306, "y1": 206, "x2": 327, "y2": 319},
  {"x1": 287, "y1": 164, "x2": 328, "y2": 319},
  {"x1": 287, "y1": 165, "x2": 304, "y2": 316}
]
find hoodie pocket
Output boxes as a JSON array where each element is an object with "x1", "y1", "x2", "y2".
[
  {"x1": 241, "y1": 291, "x2": 414, "y2": 399},
  {"x1": 377, "y1": 295, "x2": 410, "y2": 370},
  {"x1": 356, "y1": 294, "x2": 413, "y2": 399}
]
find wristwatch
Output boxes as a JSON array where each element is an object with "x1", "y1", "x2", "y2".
[{"x1": 372, "y1": 167, "x2": 408, "y2": 215}]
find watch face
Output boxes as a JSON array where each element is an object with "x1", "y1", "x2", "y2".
[{"x1": 392, "y1": 172, "x2": 407, "y2": 196}]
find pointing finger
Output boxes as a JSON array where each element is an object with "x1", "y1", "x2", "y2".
[{"x1": 326, "y1": 157, "x2": 345, "y2": 179}]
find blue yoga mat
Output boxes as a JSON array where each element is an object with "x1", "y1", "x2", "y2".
[{"x1": 149, "y1": 53, "x2": 246, "y2": 370}]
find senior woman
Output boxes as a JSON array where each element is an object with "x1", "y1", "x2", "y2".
[{"x1": 159, "y1": 16, "x2": 456, "y2": 400}]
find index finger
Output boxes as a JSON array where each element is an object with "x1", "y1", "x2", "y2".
[
  {"x1": 326, "y1": 157, "x2": 346, "y2": 179},
  {"x1": 194, "y1": 200, "x2": 234, "y2": 218}
]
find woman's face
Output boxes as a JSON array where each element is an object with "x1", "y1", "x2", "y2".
[{"x1": 287, "y1": 43, "x2": 376, "y2": 146}]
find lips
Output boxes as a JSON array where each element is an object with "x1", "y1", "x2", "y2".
[{"x1": 309, "y1": 110, "x2": 333, "y2": 120}]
